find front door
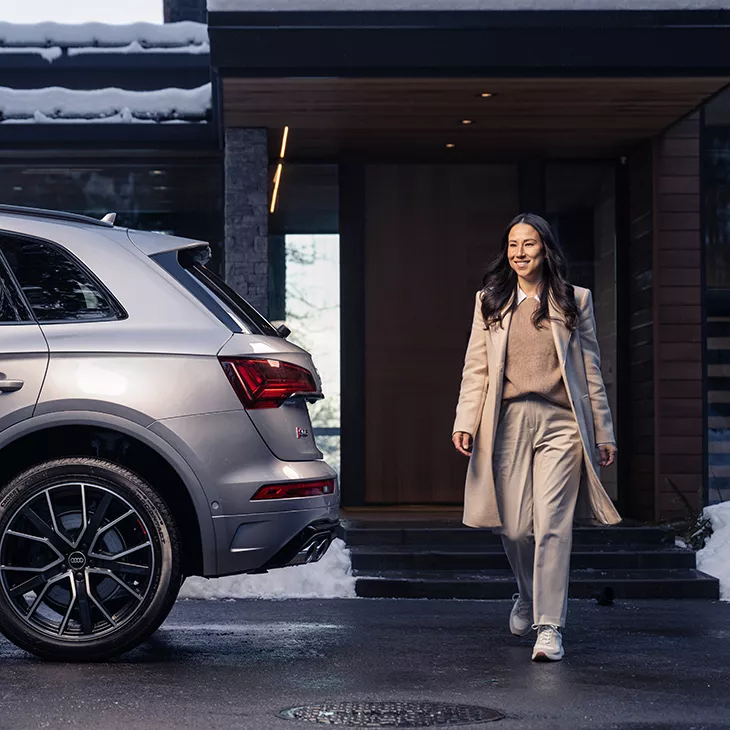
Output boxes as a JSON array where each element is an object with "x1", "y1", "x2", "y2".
[{"x1": 360, "y1": 164, "x2": 519, "y2": 504}]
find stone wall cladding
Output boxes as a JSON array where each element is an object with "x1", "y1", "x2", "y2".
[{"x1": 224, "y1": 127, "x2": 269, "y2": 315}]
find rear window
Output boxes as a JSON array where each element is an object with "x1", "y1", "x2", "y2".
[{"x1": 153, "y1": 246, "x2": 279, "y2": 337}]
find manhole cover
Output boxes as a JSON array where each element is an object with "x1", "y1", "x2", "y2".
[{"x1": 279, "y1": 701, "x2": 503, "y2": 726}]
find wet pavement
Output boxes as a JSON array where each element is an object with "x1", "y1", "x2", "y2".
[{"x1": 0, "y1": 597, "x2": 729, "y2": 729}]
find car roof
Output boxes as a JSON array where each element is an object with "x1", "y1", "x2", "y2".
[
  {"x1": 0, "y1": 205, "x2": 208, "y2": 257},
  {"x1": 0, "y1": 204, "x2": 112, "y2": 228}
]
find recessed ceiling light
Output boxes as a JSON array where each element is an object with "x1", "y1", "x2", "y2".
[
  {"x1": 461, "y1": 119, "x2": 474, "y2": 125},
  {"x1": 479, "y1": 92, "x2": 494, "y2": 98},
  {"x1": 446, "y1": 143, "x2": 456, "y2": 148}
]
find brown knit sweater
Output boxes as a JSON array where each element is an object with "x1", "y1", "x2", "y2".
[{"x1": 502, "y1": 297, "x2": 570, "y2": 408}]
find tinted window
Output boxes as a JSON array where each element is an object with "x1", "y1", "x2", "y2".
[
  {"x1": 0, "y1": 259, "x2": 31, "y2": 324},
  {"x1": 0, "y1": 235, "x2": 124, "y2": 323}
]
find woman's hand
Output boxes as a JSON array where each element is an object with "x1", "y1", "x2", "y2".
[
  {"x1": 452, "y1": 431, "x2": 473, "y2": 457},
  {"x1": 598, "y1": 443, "x2": 617, "y2": 467}
]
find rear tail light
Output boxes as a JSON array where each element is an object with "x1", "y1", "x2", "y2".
[
  {"x1": 220, "y1": 357, "x2": 316, "y2": 409},
  {"x1": 251, "y1": 478, "x2": 336, "y2": 500}
]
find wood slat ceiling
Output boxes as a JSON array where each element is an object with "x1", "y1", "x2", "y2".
[{"x1": 223, "y1": 77, "x2": 730, "y2": 159}]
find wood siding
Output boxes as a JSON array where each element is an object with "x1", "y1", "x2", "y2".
[
  {"x1": 627, "y1": 144, "x2": 656, "y2": 520},
  {"x1": 654, "y1": 114, "x2": 704, "y2": 521},
  {"x1": 362, "y1": 164, "x2": 518, "y2": 504}
]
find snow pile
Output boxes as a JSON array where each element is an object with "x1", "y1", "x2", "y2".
[
  {"x1": 179, "y1": 538, "x2": 357, "y2": 600},
  {"x1": 68, "y1": 41, "x2": 209, "y2": 57},
  {"x1": 697, "y1": 501, "x2": 730, "y2": 601},
  {"x1": 0, "y1": 21, "x2": 208, "y2": 48},
  {"x1": 209, "y1": 0, "x2": 730, "y2": 8},
  {"x1": 0, "y1": 84, "x2": 211, "y2": 124}
]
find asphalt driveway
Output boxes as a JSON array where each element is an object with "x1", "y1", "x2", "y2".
[{"x1": 0, "y1": 597, "x2": 728, "y2": 729}]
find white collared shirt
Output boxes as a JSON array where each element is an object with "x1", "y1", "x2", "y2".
[{"x1": 517, "y1": 286, "x2": 540, "y2": 305}]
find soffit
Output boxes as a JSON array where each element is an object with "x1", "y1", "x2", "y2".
[{"x1": 222, "y1": 76, "x2": 729, "y2": 160}]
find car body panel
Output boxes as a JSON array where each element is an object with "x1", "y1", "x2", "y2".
[{"x1": 0, "y1": 323, "x2": 49, "y2": 433}]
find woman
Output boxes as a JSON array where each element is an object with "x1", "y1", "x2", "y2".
[{"x1": 452, "y1": 213, "x2": 620, "y2": 663}]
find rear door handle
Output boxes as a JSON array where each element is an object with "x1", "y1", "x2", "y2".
[{"x1": 0, "y1": 380, "x2": 24, "y2": 393}]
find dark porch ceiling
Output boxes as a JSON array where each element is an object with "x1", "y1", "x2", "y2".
[{"x1": 222, "y1": 77, "x2": 729, "y2": 160}]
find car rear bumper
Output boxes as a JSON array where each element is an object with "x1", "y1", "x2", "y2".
[
  {"x1": 213, "y1": 505, "x2": 339, "y2": 577},
  {"x1": 148, "y1": 410, "x2": 340, "y2": 577}
]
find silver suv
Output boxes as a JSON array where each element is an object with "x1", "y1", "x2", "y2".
[{"x1": 0, "y1": 205, "x2": 339, "y2": 661}]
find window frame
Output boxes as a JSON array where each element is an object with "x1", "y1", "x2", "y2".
[{"x1": 0, "y1": 230, "x2": 128, "y2": 325}]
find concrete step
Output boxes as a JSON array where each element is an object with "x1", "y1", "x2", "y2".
[
  {"x1": 354, "y1": 568, "x2": 720, "y2": 600},
  {"x1": 349, "y1": 544, "x2": 697, "y2": 571},
  {"x1": 341, "y1": 524, "x2": 675, "y2": 548}
]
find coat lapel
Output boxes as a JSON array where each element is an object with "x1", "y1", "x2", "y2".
[{"x1": 548, "y1": 294, "x2": 572, "y2": 366}]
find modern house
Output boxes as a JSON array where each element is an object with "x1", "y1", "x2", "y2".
[{"x1": 3, "y1": 1, "x2": 730, "y2": 530}]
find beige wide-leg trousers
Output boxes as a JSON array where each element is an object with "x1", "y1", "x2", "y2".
[{"x1": 492, "y1": 394, "x2": 584, "y2": 628}]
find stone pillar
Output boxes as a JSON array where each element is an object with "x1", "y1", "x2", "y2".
[
  {"x1": 224, "y1": 128, "x2": 269, "y2": 315},
  {"x1": 163, "y1": 0, "x2": 206, "y2": 23}
]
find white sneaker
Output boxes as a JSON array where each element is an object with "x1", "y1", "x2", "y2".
[
  {"x1": 509, "y1": 593, "x2": 532, "y2": 636},
  {"x1": 532, "y1": 624, "x2": 564, "y2": 662}
]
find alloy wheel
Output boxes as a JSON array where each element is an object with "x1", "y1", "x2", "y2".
[{"x1": 0, "y1": 482, "x2": 155, "y2": 640}]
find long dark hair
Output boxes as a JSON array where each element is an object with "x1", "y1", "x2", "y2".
[{"x1": 479, "y1": 212, "x2": 579, "y2": 331}]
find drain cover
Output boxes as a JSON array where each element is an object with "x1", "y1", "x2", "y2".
[{"x1": 279, "y1": 701, "x2": 503, "y2": 726}]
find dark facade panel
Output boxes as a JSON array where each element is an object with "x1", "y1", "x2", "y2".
[{"x1": 209, "y1": 10, "x2": 730, "y2": 77}]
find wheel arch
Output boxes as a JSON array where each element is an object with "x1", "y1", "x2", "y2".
[{"x1": 0, "y1": 412, "x2": 215, "y2": 576}]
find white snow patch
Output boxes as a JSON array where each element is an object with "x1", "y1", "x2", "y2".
[
  {"x1": 675, "y1": 536, "x2": 688, "y2": 548},
  {"x1": 0, "y1": 46, "x2": 62, "y2": 63},
  {"x1": 697, "y1": 501, "x2": 730, "y2": 601},
  {"x1": 179, "y1": 538, "x2": 357, "y2": 600},
  {"x1": 0, "y1": 21, "x2": 208, "y2": 48},
  {"x1": 209, "y1": 0, "x2": 730, "y2": 9},
  {"x1": 0, "y1": 84, "x2": 211, "y2": 123},
  {"x1": 68, "y1": 41, "x2": 210, "y2": 57}
]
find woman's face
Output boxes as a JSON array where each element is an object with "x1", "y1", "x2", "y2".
[{"x1": 507, "y1": 223, "x2": 545, "y2": 281}]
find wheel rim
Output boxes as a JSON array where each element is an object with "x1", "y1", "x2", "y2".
[{"x1": 0, "y1": 482, "x2": 156, "y2": 641}]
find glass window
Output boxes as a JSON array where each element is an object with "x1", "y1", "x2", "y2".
[
  {"x1": 0, "y1": 257, "x2": 31, "y2": 324},
  {"x1": 0, "y1": 235, "x2": 124, "y2": 323},
  {"x1": 283, "y1": 234, "x2": 341, "y2": 475}
]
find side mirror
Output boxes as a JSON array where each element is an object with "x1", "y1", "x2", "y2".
[{"x1": 277, "y1": 324, "x2": 291, "y2": 339}]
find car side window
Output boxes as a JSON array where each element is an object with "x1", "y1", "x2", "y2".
[
  {"x1": 0, "y1": 234, "x2": 124, "y2": 323},
  {"x1": 0, "y1": 256, "x2": 32, "y2": 324}
]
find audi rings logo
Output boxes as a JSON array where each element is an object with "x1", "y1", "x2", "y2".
[{"x1": 68, "y1": 552, "x2": 86, "y2": 569}]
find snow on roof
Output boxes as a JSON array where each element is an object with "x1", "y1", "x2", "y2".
[
  {"x1": 0, "y1": 20, "x2": 208, "y2": 49},
  {"x1": 208, "y1": 0, "x2": 729, "y2": 9},
  {"x1": 0, "y1": 84, "x2": 211, "y2": 124}
]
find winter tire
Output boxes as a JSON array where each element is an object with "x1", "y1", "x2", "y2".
[{"x1": 0, "y1": 458, "x2": 182, "y2": 661}]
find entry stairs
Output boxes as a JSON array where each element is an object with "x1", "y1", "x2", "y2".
[{"x1": 339, "y1": 519, "x2": 720, "y2": 599}]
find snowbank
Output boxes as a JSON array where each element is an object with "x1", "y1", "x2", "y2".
[
  {"x1": 697, "y1": 501, "x2": 730, "y2": 601},
  {"x1": 68, "y1": 41, "x2": 209, "y2": 57},
  {"x1": 179, "y1": 538, "x2": 357, "y2": 600},
  {"x1": 209, "y1": 0, "x2": 730, "y2": 9},
  {"x1": 0, "y1": 84, "x2": 211, "y2": 123},
  {"x1": 0, "y1": 21, "x2": 207, "y2": 48}
]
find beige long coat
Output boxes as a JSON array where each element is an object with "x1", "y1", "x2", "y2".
[{"x1": 453, "y1": 286, "x2": 621, "y2": 529}]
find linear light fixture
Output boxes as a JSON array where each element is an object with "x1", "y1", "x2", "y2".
[
  {"x1": 279, "y1": 125, "x2": 290, "y2": 159},
  {"x1": 270, "y1": 162, "x2": 283, "y2": 214}
]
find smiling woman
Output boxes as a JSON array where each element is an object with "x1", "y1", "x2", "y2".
[{"x1": 452, "y1": 212, "x2": 619, "y2": 663}]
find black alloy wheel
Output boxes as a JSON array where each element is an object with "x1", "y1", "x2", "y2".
[{"x1": 0, "y1": 458, "x2": 182, "y2": 661}]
